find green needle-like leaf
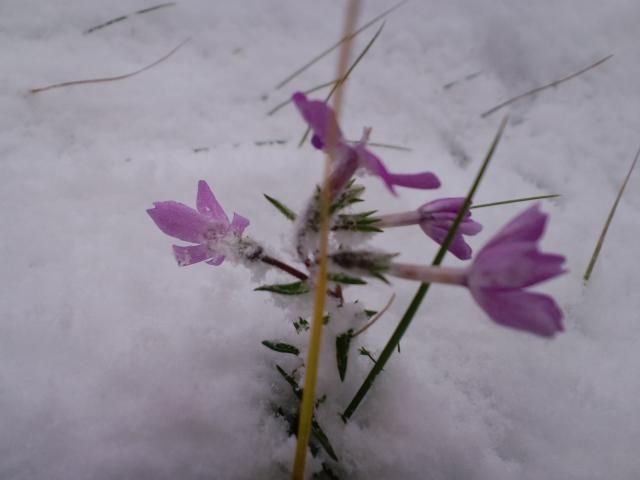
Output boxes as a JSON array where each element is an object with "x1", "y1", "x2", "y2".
[
  {"x1": 262, "y1": 341, "x2": 300, "y2": 356},
  {"x1": 328, "y1": 273, "x2": 367, "y2": 285},
  {"x1": 255, "y1": 281, "x2": 310, "y2": 295},
  {"x1": 275, "y1": 365, "x2": 338, "y2": 461},
  {"x1": 263, "y1": 193, "x2": 297, "y2": 220},
  {"x1": 342, "y1": 116, "x2": 509, "y2": 422},
  {"x1": 335, "y1": 331, "x2": 353, "y2": 381}
]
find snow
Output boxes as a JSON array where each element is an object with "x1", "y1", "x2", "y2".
[{"x1": 2, "y1": 0, "x2": 640, "y2": 478}]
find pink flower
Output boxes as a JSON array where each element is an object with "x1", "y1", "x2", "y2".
[
  {"x1": 387, "y1": 204, "x2": 566, "y2": 337},
  {"x1": 147, "y1": 180, "x2": 249, "y2": 266},
  {"x1": 466, "y1": 204, "x2": 566, "y2": 336},
  {"x1": 377, "y1": 197, "x2": 482, "y2": 260},
  {"x1": 292, "y1": 92, "x2": 440, "y2": 195}
]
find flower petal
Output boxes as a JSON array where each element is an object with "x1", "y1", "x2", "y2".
[
  {"x1": 458, "y1": 219, "x2": 483, "y2": 235},
  {"x1": 423, "y1": 215, "x2": 483, "y2": 235},
  {"x1": 385, "y1": 172, "x2": 441, "y2": 190},
  {"x1": 420, "y1": 197, "x2": 466, "y2": 214},
  {"x1": 197, "y1": 180, "x2": 229, "y2": 223},
  {"x1": 355, "y1": 146, "x2": 441, "y2": 194},
  {"x1": 230, "y1": 213, "x2": 250, "y2": 235},
  {"x1": 471, "y1": 242, "x2": 566, "y2": 289},
  {"x1": 446, "y1": 235, "x2": 473, "y2": 260},
  {"x1": 420, "y1": 224, "x2": 473, "y2": 260},
  {"x1": 147, "y1": 202, "x2": 210, "y2": 243},
  {"x1": 311, "y1": 134, "x2": 324, "y2": 150},
  {"x1": 292, "y1": 92, "x2": 343, "y2": 146},
  {"x1": 354, "y1": 146, "x2": 397, "y2": 194},
  {"x1": 172, "y1": 244, "x2": 210, "y2": 266},
  {"x1": 470, "y1": 288, "x2": 564, "y2": 337},
  {"x1": 484, "y1": 204, "x2": 547, "y2": 250}
]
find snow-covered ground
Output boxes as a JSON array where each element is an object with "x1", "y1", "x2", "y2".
[{"x1": 2, "y1": 1, "x2": 640, "y2": 478}]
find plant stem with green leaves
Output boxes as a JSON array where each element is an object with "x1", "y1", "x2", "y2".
[{"x1": 341, "y1": 116, "x2": 508, "y2": 421}]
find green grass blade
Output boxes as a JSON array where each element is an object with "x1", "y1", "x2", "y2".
[
  {"x1": 275, "y1": 365, "x2": 339, "y2": 461},
  {"x1": 267, "y1": 79, "x2": 339, "y2": 116},
  {"x1": 341, "y1": 116, "x2": 508, "y2": 422},
  {"x1": 255, "y1": 281, "x2": 310, "y2": 295},
  {"x1": 328, "y1": 273, "x2": 367, "y2": 285},
  {"x1": 472, "y1": 193, "x2": 560, "y2": 209},
  {"x1": 264, "y1": 193, "x2": 297, "y2": 220},
  {"x1": 359, "y1": 141, "x2": 412, "y2": 152},
  {"x1": 584, "y1": 145, "x2": 640, "y2": 282},
  {"x1": 336, "y1": 331, "x2": 353, "y2": 381},
  {"x1": 274, "y1": 0, "x2": 406, "y2": 90},
  {"x1": 481, "y1": 54, "x2": 613, "y2": 118},
  {"x1": 298, "y1": 22, "x2": 385, "y2": 147}
]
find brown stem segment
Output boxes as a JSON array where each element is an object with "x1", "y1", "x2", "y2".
[
  {"x1": 260, "y1": 255, "x2": 308, "y2": 281},
  {"x1": 260, "y1": 255, "x2": 341, "y2": 300}
]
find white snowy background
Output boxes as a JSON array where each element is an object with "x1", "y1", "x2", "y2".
[{"x1": 1, "y1": 0, "x2": 639, "y2": 478}]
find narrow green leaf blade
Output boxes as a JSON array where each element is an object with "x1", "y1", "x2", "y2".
[
  {"x1": 472, "y1": 193, "x2": 560, "y2": 209},
  {"x1": 276, "y1": 364, "x2": 302, "y2": 398},
  {"x1": 255, "y1": 281, "x2": 310, "y2": 295},
  {"x1": 263, "y1": 193, "x2": 297, "y2": 220},
  {"x1": 335, "y1": 330, "x2": 353, "y2": 381},
  {"x1": 275, "y1": 0, "x2": 406, "y2": 90},
  {"x1": 311, "y1": 419, "x2": 338, "y2": 461},
  {"x1": 262, "y1": 340, "x2": 300, "y2": 356},
  {"x1": 342, "y1": 116, "x2": 508, "y2": 422},
  {"x1": 275, "y1": 365, "x2": 338, "y2": 461},
  {"x1": 584, "y1": 145, "x2": 640, "y2": 282},
  {"x1": 328, "y1": 273, "x2": 367, "y2": 285}
]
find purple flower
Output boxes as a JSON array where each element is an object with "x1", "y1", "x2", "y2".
[
  {"x1": 147, "y1": 180, "x2": 249, "y2": 266},
  {"x1": 377, "y1": 197, "x2": 482, "y2": 260},
  {"x1": 387, "y1": 204, "x2": 565, "y2": 337},
  {"x1": 466, "y1": 204, "x2": 566, "y2": 337},
  {"x1": 292, "y1": 92, "x2": 440, "y2": 195},
  {"x1": 419, "y1": 198, "x2": 483, "y2": 259}
]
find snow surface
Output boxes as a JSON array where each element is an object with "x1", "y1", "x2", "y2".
[{"x1": 2, "y1": 0, "x2": 640, "y2": 478}]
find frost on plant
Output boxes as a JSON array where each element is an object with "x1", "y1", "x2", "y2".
[{"x1": 147, "y1": 93, "x2": 566, "y2": 477}]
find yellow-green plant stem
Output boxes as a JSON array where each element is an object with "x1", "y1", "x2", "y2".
[
  {"x1": 292, "y1": 2, "x2": 360, "y2": 478},
  {"x1": 297, "y1": 22, "x2": 384, "y2": 147}
]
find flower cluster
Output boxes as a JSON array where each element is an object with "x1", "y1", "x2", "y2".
[
  {"x1": 148, "y1": 93, "x2": 566, "y2": 338},
  {"x1": 146, "y1": 92, "x2": 567, "y2": 475},
  {"x1": 386, "y1": 205, "x2": 565, "y2": 336}
]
